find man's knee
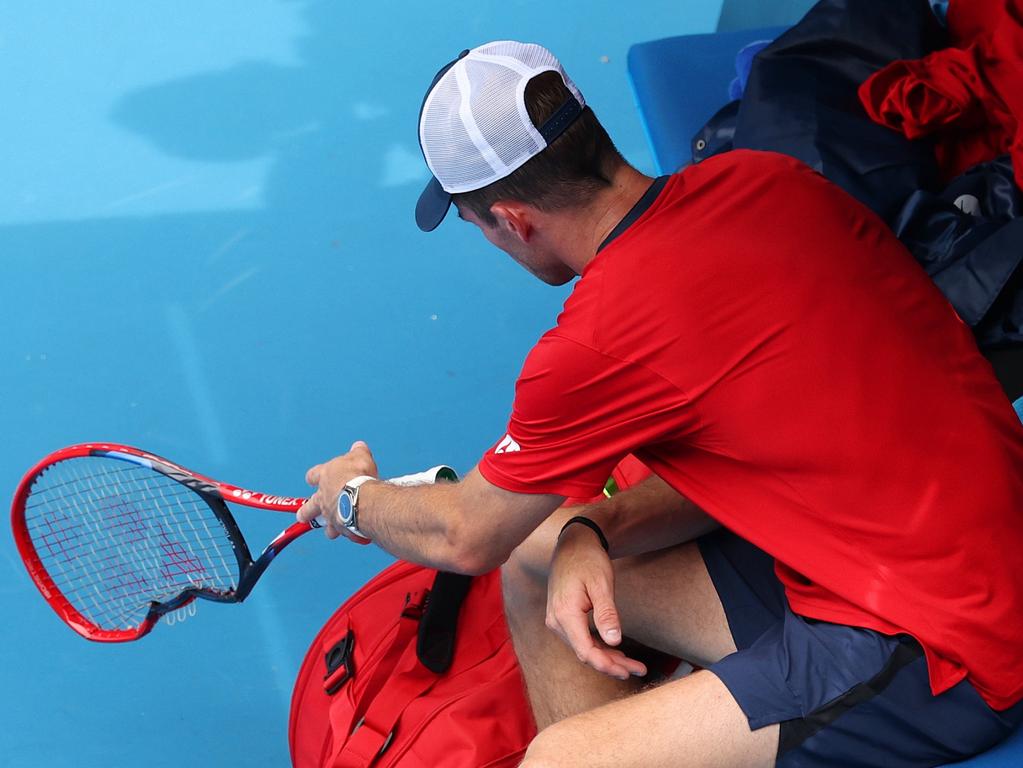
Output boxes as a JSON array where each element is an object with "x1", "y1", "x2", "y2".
[
  {"x1": 507, "y1": 511, "x2": 569, "y2": 579},
  {"x1": 501, "y1": 539, "x2": 548, "y2": 618},
  {"x1": 518, "y1": 722, "x2": 576, "y2": 768},
  {"x1": 502, "y1": 511, "x2": 570, "y2": 613}
]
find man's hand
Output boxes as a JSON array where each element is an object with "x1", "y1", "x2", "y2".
[
  {"x1": 296, "y1": 441, "x2": 378, "y2": 542},
  {"x1": 545, "y1": 520, "x2": 648, "y2": 681}
]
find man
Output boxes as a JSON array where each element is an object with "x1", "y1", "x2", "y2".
[{"x1": 297, "y1": 41, "x2": 1023, "y2": 767}]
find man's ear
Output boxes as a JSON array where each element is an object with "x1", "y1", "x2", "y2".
[{"x1": 490, "y1": 201, "x2": 534, "y2": 243}]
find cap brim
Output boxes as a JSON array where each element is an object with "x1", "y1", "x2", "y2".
[{"x1": 415, "y1": 176, "x2": 452, "y2": 232}]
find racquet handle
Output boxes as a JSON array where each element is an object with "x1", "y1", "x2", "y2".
[{"x1": 309, "y1": 464, "x2": 458, "y2": 529}]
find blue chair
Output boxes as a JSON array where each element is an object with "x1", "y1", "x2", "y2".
[
  {"x1": 627, "y1": 27, "x2": 785, "y2": 174},
  {"x1": 626, "y1": 33, "x2": 1023, "y2": 767}
]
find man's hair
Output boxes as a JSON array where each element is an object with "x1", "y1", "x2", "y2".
[{"x1": 452, "y1": 71, "x2": 625, "y2": 225}]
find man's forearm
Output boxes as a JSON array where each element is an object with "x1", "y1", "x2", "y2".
[
  {"x1": 355, "y1": 480, "x2": 477, "y2": 572},
  {"x1": 577, "y1": 475, "x2": 718, "y2": 559},
  {"x1": 353, "y1": 468, "x2": 565, "y2": 575}
]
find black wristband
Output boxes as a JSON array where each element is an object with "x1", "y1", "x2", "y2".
[{"x1": 559, "y1": 515, "x2": 610, "y2": 553}]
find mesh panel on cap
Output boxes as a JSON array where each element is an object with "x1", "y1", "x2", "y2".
[
  {"x1": 478, "y1": 40, "x2": 556, "y2": 71},
  {"x1": 466, "y1": 57, "x2": 543, "y2": 168},
  {"x1": 475, "y1": 40, "x2": 585, "y2": 105},
  {"x1": 421, "y1": 70, "x2": 497, "y2": 190}
]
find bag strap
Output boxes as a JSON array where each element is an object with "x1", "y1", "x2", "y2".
[
  {"x1": 354, "y1": 589, "x2": 428, "y2": 719},
  {"x1": 324, "y1": 570, "x2": 474, "y2": 700},
  {"x1": 332, "y1": 633, "x2": 436, "y2": 767},
  {"x1": 325, "y1": 589, "x2": 423, "y2": 752},
  {"x1": 333, "y1": 608, "x2": 511, "y2": 767},
  {"x1": 331, "y1": 571, "x2": 504, "y2": 767},
  {"x1": 417, "y1": 571, "x2": 472, "y2": 673},
  {"x1": 326, "y1": 571, "x2": 470, "y2": 754}
]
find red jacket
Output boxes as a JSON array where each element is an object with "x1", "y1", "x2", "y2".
[{"x1": 858, "y1": 0, "x2": 1023, "y2": 189}]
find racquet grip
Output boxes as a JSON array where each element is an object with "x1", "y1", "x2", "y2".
[{"x1": 387, "y1": 465, "x2": 459, "y2": 486}]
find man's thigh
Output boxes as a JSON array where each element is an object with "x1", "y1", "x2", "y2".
[
  {"x1": 612, "y1": 542, "x2": 738, "y2": 669},
  {"x1": 612, "y1": 528, "x2": 785, "y2": 669},
  {"x1": 521, "y1": 669, "x2": 779, "y2": 768},
  {"x1": 509, "y1": 507, "x2": 744, "y2": 669}
]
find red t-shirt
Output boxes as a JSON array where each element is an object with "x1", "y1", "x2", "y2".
[
  {"x1": 562, "y1": 454, "x2": 653, "y2": 507},
  {"x1": 478, "y1": 150, "x2": 1023, "y2": 710}
]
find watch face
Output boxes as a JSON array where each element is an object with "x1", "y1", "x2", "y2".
[{"x1": 338, "y1": 489, "x2": 356, "y2": 526}]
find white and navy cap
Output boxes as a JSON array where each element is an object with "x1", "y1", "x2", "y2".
[{"x1": 415, "y1": 41, "x2": 586, "y2": 232}]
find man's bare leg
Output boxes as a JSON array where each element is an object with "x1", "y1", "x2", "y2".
[
  {"x1": 502, "y1": 509, "x2": 739, "y2": 727},
  {"x1": 520, "y1": 670, "x2": 778, "y2": 768},
  {"x1": 502, "y1": 514, "x2": 642, "y2": 727}
]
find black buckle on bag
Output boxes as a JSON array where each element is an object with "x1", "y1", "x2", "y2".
[
  {"x1": 402, "y1": 589, "x2": 428, "y2": 621},
  {"x1": 323, "y1": 629, "x2": 355, "y2": 695}
]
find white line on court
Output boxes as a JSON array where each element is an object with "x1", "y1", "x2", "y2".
[{"x1": 164, "y1": 302, "x2": 229, "y2": 465}]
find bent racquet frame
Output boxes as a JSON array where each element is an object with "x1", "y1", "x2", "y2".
[{"x1": 11, "y1": 443, "x2": 454, "y2": 642}]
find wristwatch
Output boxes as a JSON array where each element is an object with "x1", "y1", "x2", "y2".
[{"x1": 337, "y1": 475, "x2": 375, "y2": 540}]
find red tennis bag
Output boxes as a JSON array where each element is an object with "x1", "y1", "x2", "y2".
[{"x1": 289, "y1": 560, "x2": 537, "y2": 767}]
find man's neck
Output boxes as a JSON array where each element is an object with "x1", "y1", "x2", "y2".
[{"x1": 551, "y1": 164, "x2": 656, "y2": 275}]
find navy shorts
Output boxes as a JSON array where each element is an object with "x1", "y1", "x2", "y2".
[{"x1": 697, "y1": 529, "x2": 1023, "y2": 767}]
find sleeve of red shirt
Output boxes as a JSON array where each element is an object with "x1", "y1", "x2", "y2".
[
  {"x1": 478, "y1": 333, "x2": 693, "y2": 498},
  {"x1": 562, "y1": 454, "x2": 655, "y2": 506}
]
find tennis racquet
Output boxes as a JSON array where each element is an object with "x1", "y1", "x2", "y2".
[{"x1": 11, "y1": 442, "x2": 456, "y2": 642}]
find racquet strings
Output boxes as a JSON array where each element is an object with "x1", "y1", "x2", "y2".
[{"x1": 22, "y1": 456, "x2": 240, "y2": 631}]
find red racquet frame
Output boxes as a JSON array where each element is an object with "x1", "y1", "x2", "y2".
[{"x1": 11, "y1": 442, "x2": 313, "y2": 642}]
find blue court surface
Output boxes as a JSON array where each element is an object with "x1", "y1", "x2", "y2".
[{"x1": 0, "y1": 1, "x2": 908, "y2": 765}]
